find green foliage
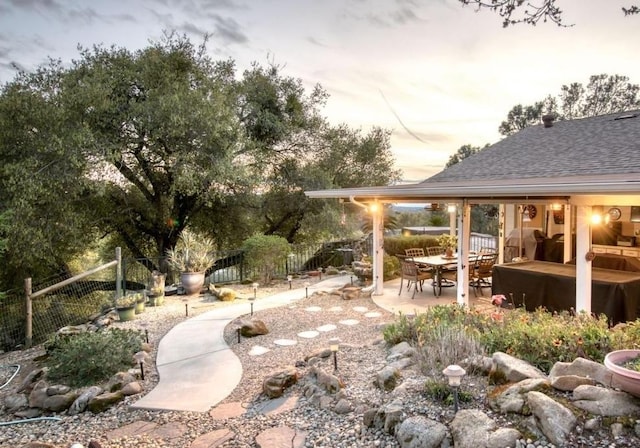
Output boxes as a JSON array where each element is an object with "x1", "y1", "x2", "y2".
[
  {"x1": 383, "y1": 235, "x2": 440, "y2": 258},
  {"x1": 384, "y1": 304, "x2": 640, "y2": 374},
  {"x1": 418, "y1": 324, "x2": 485, "y2": 374},
  {"x1": 46, "y1": 328, "x2": 143, "y2": 387},
  {"x1": 445, "y1": 144, "x2": 487, "y2": 168},
  {"x1": 166, "y1": 229, "x2": 216, "y2": 273},
  {"x1": 382, "y1": 253, "x2": 400, "y2": 280},
  {"x1": 242, "y1": 234, "x2": 291, "y2": 283},
  {"x1": 436, "y1": 234, "x2": 458, "y2": 250},
  {"x1": 499, "y1": 74, "x2": 640, "y2": 136},
  {"x1": 424, "y1": 379, "x2": 473, "y2": 404}
]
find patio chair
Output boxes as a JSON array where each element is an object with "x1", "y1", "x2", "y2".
[
  {"x1": 398, "y1": 258, "x2": 433, "y2": 299},
  {"x1": 405, "y1": 248, "x2": 425, "y2": 257},
  {"x1": 470, "y1": 253, "x2": 498, "y2": 297},
  {"x1": 426, "y1": 246, "x2": 444, "y2": 256}
]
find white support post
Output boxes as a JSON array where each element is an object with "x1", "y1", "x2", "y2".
[
  {"x1": 372, "y1": 202, "x2": 384, "y2": 296},
  {"x1": 563, "y1": 205, "x2": 572, "y2": 263},
  {"x1": 498, "y1": 204, "x2": 506, "y2": 264},
  {"x1": 575, "y1": 205, "x2": 592, "y2": 314},
  {"x1": 456, "y1": 200, "x2": 471, "y2": 307}
]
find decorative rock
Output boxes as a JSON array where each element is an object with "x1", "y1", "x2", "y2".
[
  {"x1": 88, "y1": 391, "x2": 124, "y2": 413},
  {"x1": 584, "y1": 417, "x2": 600, "y2": 430},
  {"x1": 388, "y1": 357, "x2": 415, "y2": 371},
  {"x1": 492, "y1": 352, "x2": 546, "y2": 382},
  {"x1": 305, "y1": 348, "x2": 331, "y2": 361},
  {"x1": 341, "y1": 287, "x2": 361, "y2": 300},
  {"x1": 388, "y1": 341, "x2": 417, "y2": 360},
  {"x1": 43, "y1": 391, "x2": 77, "y2": 412},
  {"x1": 121, "y1": 381, "x2": 143, "y2": 396},
  {"x1": 20, "y1": 443, "x2": 57, "y2": 448},
  {"x1": 375, "y1": 366, "x2": 400, "y2": 391},
  {"x1": 364, "y1": 311, "x2": 382, "y2": 318},
  {"x1": 107, "y1": 371, "x2": 136, "y2": 392},
  {"x1": 489, "y1": 378, "x2": 550, "y2": 414},
  {"x1": 611, "y1": 422, "x2": 625, "y2": 438},
  {"x1": 396, "y1": 415, "x2": 448, "y2": 448},
  {"x1": 4, "y1": 393, "x2": 28, "y2": 413},
  {"x1": 571, "y1": 384, "x2": 640, "y2": 416},
  {"x1": 255, "y1": 426, "x2": 307, "y2": 448},
  {"x1": 526, "y1": 390, "x2": 576, "y2": 446},
  {"x1": 488, "y1": 428, "x2": 521, "y2": 448},
  {"x1": 14, "y1": 407, "x2": 42, "y2": 418},
  {"x1": 450, "y1": 409, "x2": 496, "y2": 447},
  {"x1": 549, "y1": 357, "x2": 612, "y2": 386},
  {"x1": 28, "y1": 380, "x2": 49, "y2": 409},
  {"x1": 382, "y1": 402, "x2": 403, "y2": 434},
  {"x1": 316, "y1": 324, "x2": 337, "y2": 332},
  {"x1": 353, "y1": 306, "x2": 369, "y2": 312},
  {"x1": 259, "y1": 395, "x2": 299, "y2": 416},
  {"x1": 239, "y1": 319, "x2": 269, "y2": 337},
  {"x1": 46, "y1": 384, "x2": 71, "y2": 396},
  {"x1": 334, "y1": 398, "x2": 353, "y2": 414},
  {"x1": 69, "y1": 386, "x2": 103, "y2": 415},
  {"x1": 105, "y1": 420, "x2": 157, "y2": 440},
  {"x1": 262, "y1": 366, "x2": 298, "y2": 398},
  {"x1": 17, "y1": 367, "x2": 46, "y2": 393},
  {"x1": 312, "y1": 367, "x2": 342, "y2": 394},
  {"x1": 190, "y1": 428, "x2": 235, "y2": 447},
  {"x1": 550, "y1": 374, "x2": 595, "y2": 391}
]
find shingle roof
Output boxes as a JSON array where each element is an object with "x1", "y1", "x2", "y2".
[{"x1": 425, "y1": 110, "x2": 640, "y2": 184}]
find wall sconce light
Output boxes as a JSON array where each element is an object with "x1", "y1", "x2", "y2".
[
  {"x1": 443, "y1": 364, "x2": 466, "y2": 412},
  {"x1": 447, "y1": 204, "x2": 457, "y2": 213},
  {"x1": 287, "y1": 275, "x2": 293, "y2": 289},
  {"x1": 304, "y1": 282, "x2": 310, "y2": 298},
  {"x1": 550, "y1": 203, "x2": 563, "y2": 211},
  {"x1": 368, "y1": 203, "x2": 379, "y2": 213},
  {"x1": 329, "y1": 337, "x2": 340, "y2": 371}
]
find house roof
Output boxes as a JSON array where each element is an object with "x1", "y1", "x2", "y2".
[{"x1": 306, "y1": 110, "x2": 640, "y2": 203}]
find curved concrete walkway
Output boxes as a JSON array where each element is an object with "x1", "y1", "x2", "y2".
[
  {"x1": 131, "y1": 275, "x2": 480, "y2": 412},
  {"x1": 131, "y1": 275, "x2": 354, "y2": 412}
]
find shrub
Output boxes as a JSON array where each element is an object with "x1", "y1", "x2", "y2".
[
  {"x1": 242, "y1": 234, "x2": 291, "y2": 284},
  {"x1": 418, "y1": 324, "x2": 485, "y2": 375},
  {"x1": 46, "y1": 328, "x2": 143, "y2": 387},
  {"x1": 383, "y1": 235, "x2": 440, "y2": 257}
]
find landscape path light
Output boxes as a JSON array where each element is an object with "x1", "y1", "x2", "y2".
[
  {"x1": 250, "y1": 283, "x2": 258, "y2": 316},
  {"x1": 287, "y1": 275, "x2": 293, "y2": 290},
  {"x1": 443, "y1": 364, "x2": 466, "y2": 413},
  {"x1": 133, "y1": 352, "x2": 147, "y2": 380},
  {"x1": 304, "y1": 282, "x2": 310, "y2": 298},
  {"x1": 329, "y1": 337, "x2": 340, "y2": 371}
]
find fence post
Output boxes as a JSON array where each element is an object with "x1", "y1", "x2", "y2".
[
  {"x1": 24, "y1": 277, "x2": 33, "y2": 349},
  {"x1": 115, "y1": 247, "x2": 122, "y2": 302}
]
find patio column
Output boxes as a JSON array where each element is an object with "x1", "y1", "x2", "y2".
[
  {"x1": 498, "y1": 204, "x2": 506, "y2": 264},
  {"x1": 371, "y1": 201, "x2": 384, "y2": 296},
  {"x1": 563, "y1": 204, "x2": 572, "y2": 263},
  {"x1": 575, "y1": 205, "x2": 592, "y2": 314},
  {"x1": 456, "y1": 200, "x2": 471, "y2": 307}
]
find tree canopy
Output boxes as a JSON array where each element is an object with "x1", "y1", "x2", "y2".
[
  {"x1": 0, "y1": 33, "x2": 400, "y2": 288},
  {"x1": 457, "y1": 0, "x2": 639, "y2": 27},
  {"x1": 499, "y1": 74, "x2": 640, "y2": 136}
]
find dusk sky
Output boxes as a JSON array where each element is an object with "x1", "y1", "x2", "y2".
[{"x1": 1, "y1": 0, "x2": 639, "y2": 182}]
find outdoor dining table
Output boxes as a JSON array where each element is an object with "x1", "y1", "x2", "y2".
[
  {"x1": 491, "y1": 260, "x2": 640, "y2": 324},
  {"x1": 413, "y1": 253, "x2": 480, "y2": 297}
]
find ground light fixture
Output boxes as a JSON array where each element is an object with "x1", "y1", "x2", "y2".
[
  {"x1": 287, "y1": 275, "x2": 293, "y2": 289},
  {"x1": 443, "y1": 364, "x2": 466, "y2": 413},
  {"x1": 329, "y1": 337, "x2": 340, "y2": 371},
  {"x1": 304, "y1": 282, "x2": 310, "y2": 298},
  {"x1": 133, "y1": 352, "x2": 147, "y2": 381}
]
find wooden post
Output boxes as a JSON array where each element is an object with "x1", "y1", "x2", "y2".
[
  {"x1": 115, "y1": 247, "x2": 122, "y2": 302},
  {"x1": 24, "y1": 277, "x2": 33, "y2": 349}
]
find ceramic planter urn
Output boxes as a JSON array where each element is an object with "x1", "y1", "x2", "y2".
[
  {"x1": 604, "y1": 349, "x2": 640, "y2": 398},
  {"x1": 181, "y1": 271, "x2": 205, "y2": 295},
  {"x1": 117, "y1": 306, "x2": 136, "y2": 322}
]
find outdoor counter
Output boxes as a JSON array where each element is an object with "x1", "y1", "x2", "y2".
[{"x1": 492, "y1": 261, "x2": 640, "y2": 324}]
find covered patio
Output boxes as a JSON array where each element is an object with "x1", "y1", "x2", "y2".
[{"x1": 306, "y1": 110, "x2": 640, "y2": 320}]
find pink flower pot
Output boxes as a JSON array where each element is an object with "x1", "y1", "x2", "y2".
[{"x1": 604, "y1": 349, "x2": 640, "y2": 398}]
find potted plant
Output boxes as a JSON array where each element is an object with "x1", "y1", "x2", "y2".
[
  {"x1": 604, "y1": 349, "x2": 640, "y2": 398},
  {"x1": 166, "y1": 229, "x2": 216, "y2": 295},
  {"x1": 147, "y1": 270, "x2": 166, "y2": 306},
  {"x1": 115, "y1": 294, "x2": 137, "y2": 322},
  {"x1": 436, "y1": 234, "x2": 458, "y2": 258},
  {"x1": 133, "y1": 292, "x2": 146, "y2": 314}
]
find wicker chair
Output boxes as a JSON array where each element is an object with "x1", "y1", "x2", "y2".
[
  {"x1": 470, "y1": 253, "x2": 498, "y2": 296},
  {"x1": 398, "y1": 258, "x2": 433, "y2": 299},
  {"x1": 426, "y1": 246, "x2": 444, "y2": 256}
]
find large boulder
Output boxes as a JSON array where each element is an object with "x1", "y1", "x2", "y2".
[
  {"x1": 396, "y1": 415, "x2": 448, "y2": 448},
  {"x1": 262, "y1": 366, "x2": 298, "y2": 398},
  {"x1": 526, "y1": 390, "x2": 577, "y2": 446},
  {"x1": 549, "y1": 357, "x2": 612, "y2": 387},
  {"x1": 489, "y1": 378, "x2": 550, "y2": 414},
  {"x1": 375, "y1": 366, "x2": 400, "y2": 391},
  {"x1": 239, "y1": 319, "x2": 269, "y2": 337},
  {"x1": 571, "y1": 384, "x2": 640, "y2": 416},
  {"x1": 88, "y1": 391, "x2": 124, "y2": 413},
  {"x1": 450, "y1": 409, "x2": 496, "y2": 448},
  {"x1": 69, "y1": 386, "x2": 103, "y2": 415},
  {"x1": 492, "y1": 352, "x2": 546, "y2": 382}
]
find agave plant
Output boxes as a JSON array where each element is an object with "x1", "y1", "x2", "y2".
[{"x1": 166, "y1": 229, "x2": 216, "y2": 273}]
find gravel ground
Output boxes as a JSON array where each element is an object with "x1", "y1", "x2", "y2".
[{"x1": 1, "y1": 277, "x2": 640, "y2": 447}]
